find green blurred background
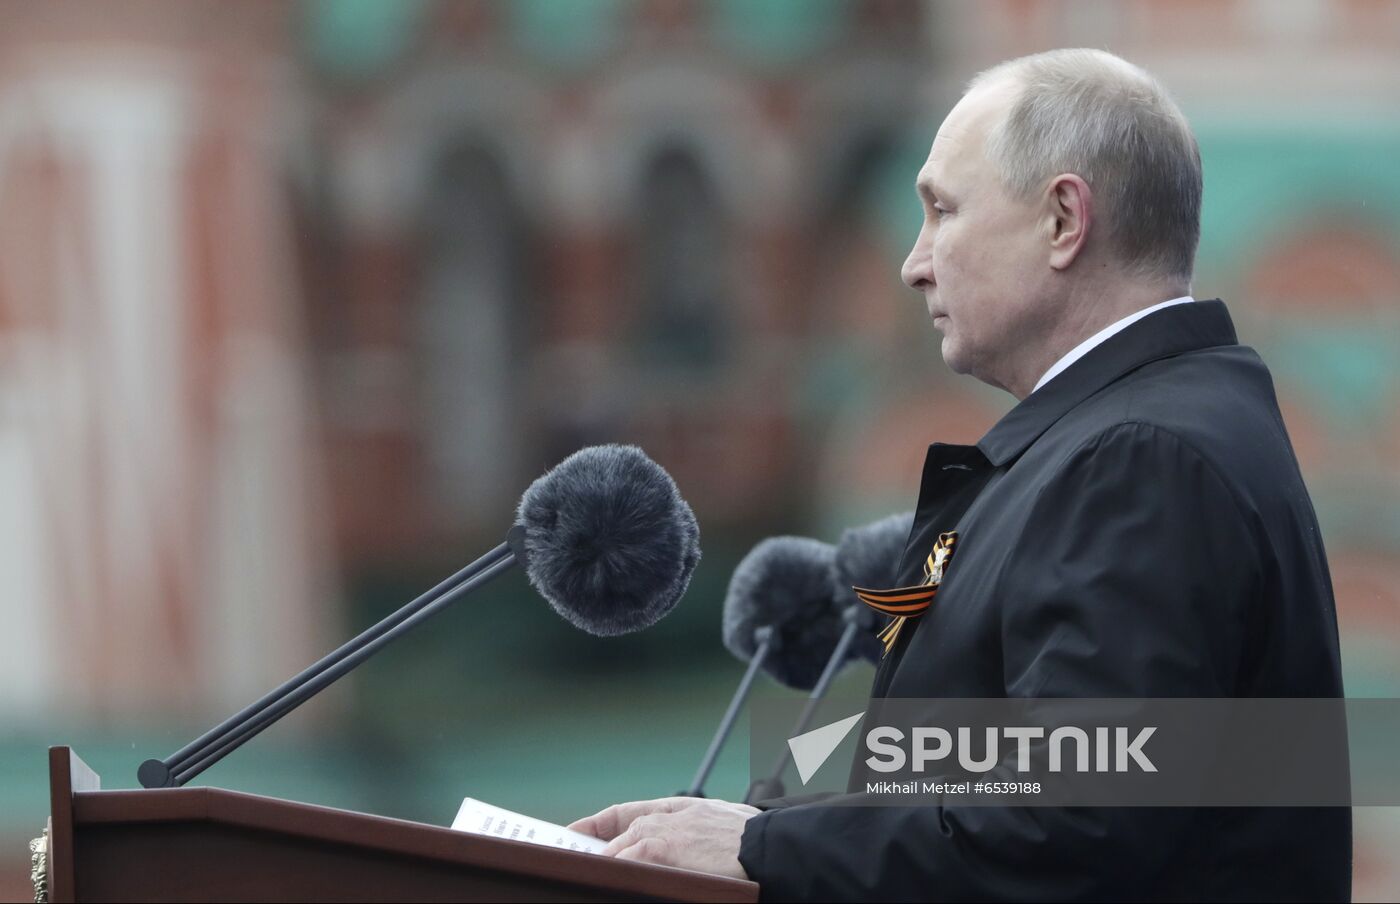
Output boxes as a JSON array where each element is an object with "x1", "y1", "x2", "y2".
[{"x1": 1, "y1": 0, "x2": 1398, "y2": 899}]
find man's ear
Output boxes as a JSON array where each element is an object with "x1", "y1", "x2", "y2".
[{"x1": 1046, "y1": 174, "x2": 1093, "y2": 271}]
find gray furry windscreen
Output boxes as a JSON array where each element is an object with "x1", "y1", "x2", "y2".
[
  {"x1": 722, "y1": 536, "x2": 844, "y2": 690},
  {"x1": 832, "y1": 510, "x2": 914, "y2": 595},
  {"x1": 515, "y1": 445, "x2": 700, "y2": 636}
]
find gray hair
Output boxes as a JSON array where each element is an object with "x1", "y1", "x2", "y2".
[{"x1": 967, "y1": 48, "x2": 1202, "y2": 285}]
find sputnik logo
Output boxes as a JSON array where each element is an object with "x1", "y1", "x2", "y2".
[{"x1": 787, "y1": 712, "x2": 865, "y2": 784}]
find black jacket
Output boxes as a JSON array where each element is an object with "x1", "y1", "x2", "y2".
[{"x1": 738, "y1": 299, "x2": 1350, "y2": 902}]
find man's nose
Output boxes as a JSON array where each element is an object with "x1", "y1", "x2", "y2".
[{"x1": 901, "y1": 239, "x2": 932, "y2": 291}]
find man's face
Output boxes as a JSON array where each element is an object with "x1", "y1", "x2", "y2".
[{"x1": 900, "y1": 80, "x2": 1049, "y2": 392}]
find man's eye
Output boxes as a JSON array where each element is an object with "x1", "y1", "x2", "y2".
[{"x1": 933, "y1": 206, "x2": 950, "y2": 219}]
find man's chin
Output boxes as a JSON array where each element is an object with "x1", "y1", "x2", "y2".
[{"x1": 939, "y1": 337, "x2": 969, "y2": 375}]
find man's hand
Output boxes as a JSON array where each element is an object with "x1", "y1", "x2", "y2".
[{"x1": 568, "y1": 797, "x2": 760, "y2": 880}]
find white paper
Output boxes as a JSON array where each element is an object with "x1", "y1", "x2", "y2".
[{"x1": 451, "y1": 797, "x2": 607, "y2": 854}]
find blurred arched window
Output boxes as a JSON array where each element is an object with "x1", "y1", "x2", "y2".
[
  {"x1": 416, "y1": 140, "x2": 530, "y2": 523},
  {"x1": 630, "y1": 143, "x2": 732, "y2": 376}
]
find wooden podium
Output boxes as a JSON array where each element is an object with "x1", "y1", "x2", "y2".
[{"x1": 46, "y1": 747, "x2": 759, "y2": 903}]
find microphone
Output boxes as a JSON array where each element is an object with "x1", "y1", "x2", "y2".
[
  {"x1": 517, "y1": 444, "x2": 701, "y2": 636},
  {"x1": 139, "y1": 444, "x2": 700, "y2": 788},
  {"x1": 683, "y1": 537, "x2": 836, "y2": 797},
  {"x1": 744, "y1": 510, "x2": 914, "y2": 803},
  {"x1": 721, "y1": 510, "x2": 915, "y2": 688},
  {"x1": 722, "y1": 537, "x2": 844, "y2": 691}
]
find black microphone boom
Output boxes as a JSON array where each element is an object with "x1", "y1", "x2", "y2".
[
  {"x1": 139, "y1": 444, "x2": 700, "y2": 789},
  {"x1": 683, "y1": 625, "x2": 776, "y2": 798},
  {"x1": 743, "y1": 605, "x2": 869, "y2": 804},
  {"x1": 139, "y1": 538, "x2": 520, "y2": 789}
]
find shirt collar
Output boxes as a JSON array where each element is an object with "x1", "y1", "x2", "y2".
[
  {"x1": 1031, "y1": 295, "x2": 1195, "y2": 394},
  {"x1": 976, "y1": 298, "x2": 1238, "y2": 468}
]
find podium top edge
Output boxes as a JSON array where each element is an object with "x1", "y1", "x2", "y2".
[{"x1": 69, "y1": 785, "x2": 758, "y2": 903}]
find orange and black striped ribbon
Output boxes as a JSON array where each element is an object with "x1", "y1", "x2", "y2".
[{"x1": 852, "y1": 531, "x2": 958, "y2": 657}]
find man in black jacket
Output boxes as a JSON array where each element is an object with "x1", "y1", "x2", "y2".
[{"x1": 570, "y1": 48, "x2": 1350, "y2": 901}]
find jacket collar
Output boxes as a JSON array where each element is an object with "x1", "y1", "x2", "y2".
[{"x1": 976, "y1": 298, "x2": 1238, "y2": 467}]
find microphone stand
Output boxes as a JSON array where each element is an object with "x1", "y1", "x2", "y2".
[
  {"x1": 138, "y1": 527, "x2": 530, "y2": 788},
  {"x1": 743, "y1": 606, "x2": 863, "y2": 804},
  {"x1": 682, "y1": 626, "x2": 778, "y2": 798}
]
